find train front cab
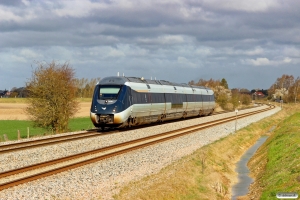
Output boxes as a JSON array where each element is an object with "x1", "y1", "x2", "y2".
[{"x1": 90, "y1": 83, "x2": 131, "y2": 128}]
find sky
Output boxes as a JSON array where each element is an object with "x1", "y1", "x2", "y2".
[{"x1": 0, "y1": 0, "x2": 299, "y2": 90}]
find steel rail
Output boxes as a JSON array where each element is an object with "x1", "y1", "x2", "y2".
[
  {"x1": 0, "y1": 105, "x2": 274, "y2": 191},
  {"x1": 0, "y1": 131, "x2": 109, "y2": 154}
]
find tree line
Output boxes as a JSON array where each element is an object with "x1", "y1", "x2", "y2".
[
  {"x1": 268, "y1": 74, "x2": 300, "y2": 103},
  {"x1": 2, "y1": 77, "x2": 100, "y2": 99},
  {"x1": 189, "y1": 78, "x2": 253, "y2": 110},
  {"x1": 189, "y1": 75, "x2": 300, "y2": 109}
]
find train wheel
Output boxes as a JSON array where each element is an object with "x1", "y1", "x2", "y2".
[
  {"x1": 160, "y1": 114, "x2": 165, "y2": 123},
  {"x1": 128, "y1": 117, "x2": 133, "y2": 128}
]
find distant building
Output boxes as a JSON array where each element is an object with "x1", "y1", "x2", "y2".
[
  {"x1": 252, "y1": 91, "x2": 266, "y2": 100},
  {"x1": 254, "y1": 91, "x2": 265, "y2": 97}
]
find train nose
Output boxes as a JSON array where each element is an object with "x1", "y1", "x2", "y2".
[{"x1": 96, "y1": 114, "x2": 114, "y2": 124}]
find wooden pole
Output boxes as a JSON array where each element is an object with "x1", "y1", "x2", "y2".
[
  {"x1": 18, "y1": 130, "x2": 20, "y2": 140},
  {"x1": 3, "y1": 134, "x2": 8, "y2": 141},
  {"x1": 27, "y1": 127, "x2": 30, "y2": 138}
]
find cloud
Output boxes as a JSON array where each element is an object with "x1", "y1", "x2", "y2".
[
  {"x1": 242, "y1": 57, "x2": 270, "y2": 66},
  {"x1": 242, "y1": 57, "x2": 297, "y2": 66},
  {"x1": 10, "y1": 55, "x2": 27, "y2": 63},
  {"x1": 200, "y1": 0, "x2": 280, "y2": 12},
  {"x1": 195, "y1": 47, "x2": 212, "y2": 56},
  {"x1": 283, "y1": 47, "x2": 300, "y2": 57},
  {"x1": 283, "y1": 57, "x2": 292, "y2": 63},
  {"x1": 52, "y1": 0, "x2": 108, "y2": 18},
  {"x1": 177, "y1": 56, "x2": 197, "y2": 68},
  {"x1": 107, "y1": 48, "x2": 126, "y2": 58},
  {"x1": 138, "y1": 35, "x2": 186, "y2": 45},
  {"x1": 20, "y1": 49, "x2": 42, "y2": 59}
]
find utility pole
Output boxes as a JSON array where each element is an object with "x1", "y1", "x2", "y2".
[
  {"x1": 235, "y1": 109, "x2": 238, "y2": 133},
  {"x1": 295, "y1": 80, "x2": 299, "y2": 104}
]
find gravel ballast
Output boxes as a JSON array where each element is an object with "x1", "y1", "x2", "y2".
[{"x1": 0, "y1": 105, "x2": 280, "y2": 200}]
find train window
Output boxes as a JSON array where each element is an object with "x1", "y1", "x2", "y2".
[
  {"x1": 147, "y1": 84, "x2": 150, "y2": 89},
  {"x1": 174, "y1": 87, "x2": 177, "y2": 90},
  {"x1": 151, "y1": 93, "x2": 165, "y2": 103},
  {"x1": 99, "y1": 86, "x2": 121, "y2": 100}
]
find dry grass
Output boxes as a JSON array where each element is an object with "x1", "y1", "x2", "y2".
[
  {"x1": 0, "y1": 98, "x2": 92, "y2": 103},
  {"x1": 114, "y1": 105, "x2": 290, "y2": 200},
  {"x1": 0, "y1": 102, "x2": 91, "y2": 120}
]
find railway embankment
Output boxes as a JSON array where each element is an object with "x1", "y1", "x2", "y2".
[{"x1": 115, "y1": 105, "x2": 299, "y2": 200}]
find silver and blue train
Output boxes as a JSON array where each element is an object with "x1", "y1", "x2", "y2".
[{"x1": 90, "y1": 76, "x2": 215, "y2": 129}]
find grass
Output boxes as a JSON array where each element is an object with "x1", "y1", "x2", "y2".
[
  {"x1": 0, "y1": 98, "x2": 28, "y2": 103},
  {"x1": 255, "y1": 112, "x2": 300, "y2": 199},
  {"x1": 0, "y1": 117, "x2": 94, "y2": 141},
  {"x1": 69, "y1": 117, "x2": 94, "y2": 131},
  {"x1": 0, "y1": 120, "x2": 47, "y2": 140}
]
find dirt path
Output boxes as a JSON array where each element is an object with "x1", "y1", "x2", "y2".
[{"x1": 0, "y1": 102, "x2": 91, "y2": 120}]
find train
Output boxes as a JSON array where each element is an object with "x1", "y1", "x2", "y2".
[{"x1": 90, "y1": 76, "x2": 215, "y2": 129}]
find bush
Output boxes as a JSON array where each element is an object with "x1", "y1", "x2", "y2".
[
  {"x1": 216, "y1": 93, "x2": 228, "y2": 109},
  {"x1": 26, "y1": 61, "x2": 79, "y2": 133},
  {"x1": 240, "y1": 94, "x2": 251, "y2": 105}
]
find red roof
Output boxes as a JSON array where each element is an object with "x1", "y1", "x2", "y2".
[{"x1": 254, "y1": 91, "x2": 264, "y2": 96}]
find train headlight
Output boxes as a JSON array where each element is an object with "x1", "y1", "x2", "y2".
[{"x1": 112, "y1": 106, "x2": 117, "y2": 112}]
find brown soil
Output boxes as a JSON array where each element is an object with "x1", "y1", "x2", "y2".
[{"x1": 0, "y1": 102, "x2": 91, "y2": 120}]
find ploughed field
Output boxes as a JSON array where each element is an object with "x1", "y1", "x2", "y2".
[{"x1": 0, "y1": 102, "x2": 91, "y2": 120}]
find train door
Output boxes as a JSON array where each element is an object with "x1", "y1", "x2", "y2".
[
  {"x1": 128, "y1": 87, "x2": 133, "y2": 115},
  {"x1": 200, "y1": 90, "x2": 204, "y2": 115}
]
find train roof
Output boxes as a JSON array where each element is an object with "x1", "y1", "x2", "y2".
[{"x1": 98, "y1": 76, "x2": 212, "y2": 90}]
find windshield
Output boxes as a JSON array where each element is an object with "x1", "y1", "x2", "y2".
[{"x1": 98, "y1": 86, "x2": 121, "y2": 100}]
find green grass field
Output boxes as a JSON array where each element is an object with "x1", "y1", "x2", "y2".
[
  {"x1": 0, "y1": 117, "x2": 94, "y2": 141},
  {"x1": 0, "y1": 98, "x2": 28, "y2": 103}
]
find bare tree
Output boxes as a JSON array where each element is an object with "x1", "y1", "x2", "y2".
[
  {"x1": 287, "y1": 76, "x2": 300, "y2": 103},
  {"x1": 74, "y1": 78, "x2": 88, "y2": 98},
  {"x1": 189, "y1": 78, "x2": 231, "y2": 109},
  {"x1": 85, "y1": 78, "x2": 101, "y2": 98},
  {"x1": 269, "y1": 74, "x2": 299, "y2": 102},
  {"x1": 275, "y1": 74, "x2": 294, "y2": 90},
  {"x1": 26, "y1": 61, "x2": 79, "y2": 133},
  {"x1": 74, "y1": 77, "x2": 101, "y2": 98}
]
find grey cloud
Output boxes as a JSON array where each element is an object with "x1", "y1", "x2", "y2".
[{"x1": 0, "y1": 0, "x2": 24, "y2": 7}]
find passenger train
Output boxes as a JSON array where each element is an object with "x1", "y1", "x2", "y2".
[{"x1": 90, "y1": 76, "x2": 215, "y2": 129}]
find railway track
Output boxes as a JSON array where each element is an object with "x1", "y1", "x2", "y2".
[
  {"x1": 0, "y1": 105, "x2": 261, "y2": 154},
  {"x1": 0, "y1": 130, "x2": 113, "y2": 154},
  {"x1": 0, "y1": 105, "x2": 274, "y2": 191}
]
